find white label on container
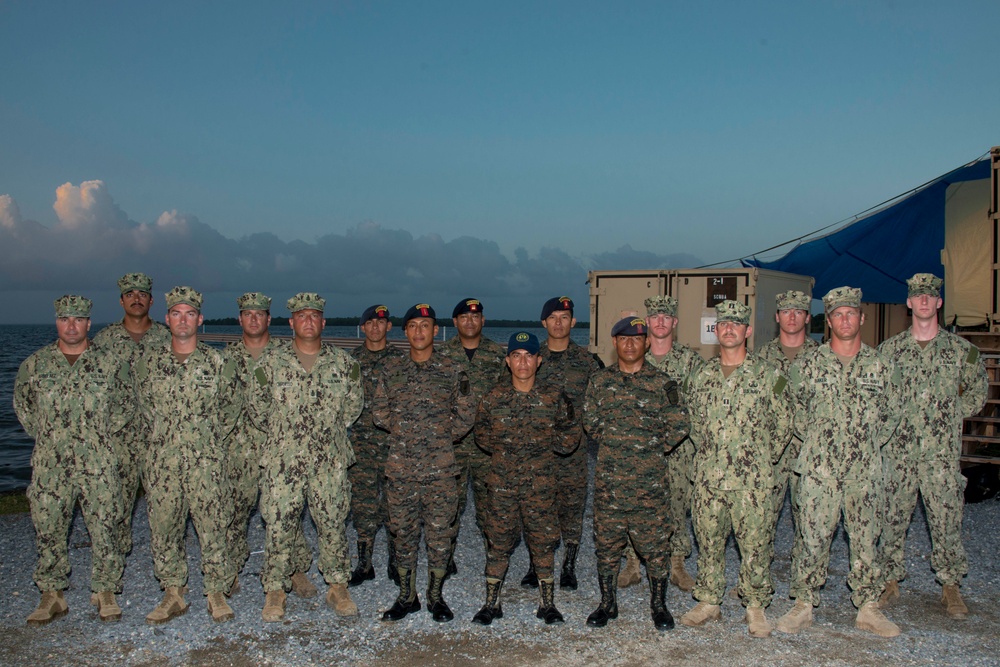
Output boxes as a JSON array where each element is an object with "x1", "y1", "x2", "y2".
[{"x1": 701, "y1": 317, "x2": 719, "y2": 345}]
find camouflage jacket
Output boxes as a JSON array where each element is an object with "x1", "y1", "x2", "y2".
[
  {"x1": 538, "y1": 339, "x2": 603, "y2": 414},
  {"x1": 754, "y1": 336, "x2": 819, "y2": 374},
  {"x1": 223, "y1": 337, "x2": 288, "y2": 443},
  {"x1": 372, "y1": 350, "x2": 477, "y2": 480},
  {"x1": 788, "y1": 343, "x2": 902, "y2": 480},
  {"x1": 248, "y1": 342, "x2": 363, "y2": 468},
  {"x1": 92, "y1": 319, "x2": 171, "y2": 364},
  {"x1": 475, "y1": 382, "x2": 581, "y2": 491},
  {"x1": 351, "y1": 343, "x2": 406, "y2": 437},
  {"x1": 15, "y1": 341, "x2": 134, "y2": 469},
  {"x1": 437, "y1": 335, "x2": 506, "y2": 397},
  {"x1": 584, "y1": 363, "x2": 690, "y2": 510},
  {"x1": 878, "y1": 328, "x2": 988, "y2": 460},
  {"x1": 685, "y1": 356, "x2": 793, "y2": 490},
  {"x1": 645, "y1": 341, "x2": 706, "y2": 395},
  {"x1": 134, "y1": 341, "x2": 241, "y2": 464}
]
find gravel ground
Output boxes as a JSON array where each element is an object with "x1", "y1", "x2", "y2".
[{"x1": 1, "y1": 469, "x2": 998, "y2": 667}]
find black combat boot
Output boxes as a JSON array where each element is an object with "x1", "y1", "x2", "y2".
[
  {"x1": 559, "y1": 543, "x2": 579, "y2": 590},
  {"x1": 536, "y1": 579, "x2": 564, "y2": 624},
  {"x1": 427, "y1": 567, "x2": 454, "y2": 622},
  {"x1": 586, "y1": 572, "x2": 619, "y2": 627},
  {"x1": 349, "y1": 540, "x2": 375, "y2": 587},
  {"x1": 471, "y1": 578, "x2": 504, "y2": 625},
  {"x1": 386, "y1": 537, "x2": 400, "y2": 585},
  {"x1": 649, "y1": 575, "x2": 675, "y2": 630},
  {"x1": 520, "y1": 561, "x2": 539, "y2": 588},
  {"x1": 382, "y1": 568, "x2": 420, "y2": 621}
]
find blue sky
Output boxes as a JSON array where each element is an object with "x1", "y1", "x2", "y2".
[{"x1": 1, "y1": 1, "x2": 996, "y2": 323}]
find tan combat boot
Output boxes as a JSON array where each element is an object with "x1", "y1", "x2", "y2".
[
  {"x1": 146, "y1": 586, "x2": 188, "y2": 625},
  {"x1": 879, "y1": 580, "x2": 899, "y2": 608},
  {"x1": 670, "y1": 554, "x2": 695, "y2": 592},
  {"x1": 26, "y1": 591, "x2": 68, "y2": 626},
  {"x1": 90, "y1": 591, "x2": 122, "y2": 622},
  {"x1": 619, "y1": 550, "x2": 642, "y2": 588},
  {"x1": 942, "y1": 584, "x2": 968, "y2": 619},
  {"x1": 679, "y1": 601, "x2": 722, "y2": 627},
  {"x1": 262, "y1": 590, "x2": 287, "y2": 623},
  {"x1": 746, "y1": 605, "x2": 772, "y2": 638},
  {"x1": 326, "y1": 583, "x2": 359, "y2": 617},
  {"x1": 774, "y1": 600, "x2": 812, "y2": 634},
  {"x1": 855, "y1": 601, "x2": 900, "y2": 637},
  {"x1": 290, "y1": 571, "x2": 318, "y2": 598},
  {"x1": 207, "y1": 591, "x2": 235, "y2": 623}
]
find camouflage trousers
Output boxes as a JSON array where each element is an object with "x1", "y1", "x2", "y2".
[
  {"x1": 111, "y1": 425, "x2": 146, "y2": 554},
  {"x1": 260, "y1": 459, "x2": 349, "y2": 592},
  {"x1": 791, "y1": 473, "x2": 884, "y2": 608},
  {"x1": 348, "y1": 429, "x2": 389, "y2": 543},
  {"x1": 142, "y1": 448, "x2": 235, "y2": 594},
  {"x1": 665, "y1": 438, "x2": 695, "y2": 557},
  {"x1": 28, "y1": 454, "x2": 125, "y2": 593},
  {"x1": 484, "y1": 482, "x2": 560, "y2": 580},
  {"x1": 691, "y1": 484, "x2": 775, "y2": 607},
  {"x1": 554, "y1": 436, "x2": 588, "y2": 546},
  {"x1": 881, "y1": 452, "x2": 968, "y2": 586},
  {"x1": 454, "y1": 434, "x2": 491, "y2": 540},
  {"x1": 386, "y1": 474, "x2": 458, "y2": 571},
  {"x1": 771, "y1": 438, "x2": 804, "y2": 583},
  {"x1": 594, "y1": 502, "x2": 672, "y2": 579}
]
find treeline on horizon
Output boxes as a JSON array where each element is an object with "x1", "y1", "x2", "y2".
[{"x1": 204, "y1": 317, "x2": 590, "y2": 328}]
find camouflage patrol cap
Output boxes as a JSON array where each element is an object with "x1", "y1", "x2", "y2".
[
  {"x1": 907, "y1": 273, "x2": 942, "y2": 298},
  {"x1": 404, "y1": 303, "x2": 436, "y2": 324},
  {"x1": 715, "y1": 300, "x2": 751, "y2": 325},
  {"x1": 359, "y1": 304, "x2": 390, "y2": 325},
  {"x1": 611, "y1": 316, "x2": 647, "y2": 336},
  {"x1": 452, "y1": 298, "x2": 483, "y2": 318},
  {"x1": 822, "y1": 286, "x2": 862, "y2": 312},
  {"x1": 117, "y1": 272, "x2": 153, "y2": 295},
  {"x1": 540, "y1": 296, "x2": 574, "y2": 320},
  {"x1": 776, "y1": 290, "x2": 811, "y2": 311},
  {"x1": 507, "y1": 331, "x2": 540, "y2": 355},
  {"x1": 165, "y1": 286, "x2": 203, "y2": 311},
  {"x1": 287, "y1": 292, "x2": 325, "y2": 313},
  {"x1": 644, "y1": 295, "x2": 678, "y2": 317},
  {"x1": 237, "y1": 292, "x2": 271, "y2": 311},
  {"x1": 54, "y1": 294, "x2": 93, "y2": 318}
]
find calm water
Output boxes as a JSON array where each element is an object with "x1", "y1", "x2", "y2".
[{"x1": 0, "y1": 323, "x2": 587, "y2": 493}]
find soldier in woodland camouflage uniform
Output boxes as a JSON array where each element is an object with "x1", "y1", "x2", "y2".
[
  {"x1": 643, "y1": 295, "x2": 705, "y2": 591},
  {"x1": 223, "y1": 292, "x2": 315, "y2": 600},
  {"x1": 134, "y1": 286, "x2": 241, "y2": 625},
  {"x1": 348, "y1": 304, "x2": 405, "y2": 586},
  {"x1": 877, "y1": 273, "x2": 988, "y2": 619},
  {"x1": 373, "y1": 304, "x2": 477, "y2": 623},
  {"x1": 678, "y1": 301, "x2": 792, "y2": 638},
  {"x1": 92, "y1": 272, "x2": 170, "y2": 555},
  {"x1": 15, "y1": 295, "x2": 134, "y2": 625},
  {"x1": 584, "y1": 317, "x2": 690, "y2": 631},
  {"x1": 250, "y1": 293, "x2": 364, "y2": 622},
  {"x1": 529, "y1": 296, "x2": 603, "y2": 591},
  {"x1": 775, "y1": 287, "x2": 903, "y2": 638},
  {"x1": 754, "y1": 290, "x2": 818, "y2": 578},
  {"x1": 471, "y1": 332, "x2": 581, "y2": 626}
]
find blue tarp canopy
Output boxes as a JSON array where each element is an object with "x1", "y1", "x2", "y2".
[{"x1": 743, "y1": 158, "x2": 991, "y2": 304}]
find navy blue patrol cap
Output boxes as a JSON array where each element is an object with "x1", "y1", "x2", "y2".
[
  {"x1": 452, "y1": 298, "x2": 483, "y2": 318},
  {"x1": 507, "y1": 331, "x2": 540, "y2": 355},
  {"x1": 611, "y1": 316, "x2": 647, "y2": 336},
  {"x1": 540, "y1": 296, "x2": 574, "y2": 320},
  {"x1": 359, "y1": 304, "x2": 390, "y2": 325},
  {"x1": 404, "y1": 303, "x2": 436, "y2": 325}
]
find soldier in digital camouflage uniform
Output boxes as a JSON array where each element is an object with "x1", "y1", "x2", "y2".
[
  {"x1": 642, "y1": 295, "x2": 705, "y2": 592},
  {"x1": 92, "y1": 272, "x2": 171, "y2": 555},
  {"x1": 134, "y1": 286, "x2": 241, "y2": 625},
  {"x1": 775, "y1": 287, "x2": 903, "y2": 638},
  {"x1": 373, "y1": 304, "x2": 477, "y2": 623},
  {"x1": 584, "y1": 317, "x2": 690, "y2": 631},
  {"x1": 678, "y1": 300, "x2": 793, "y2": 638},
  {"x1": 753, "y1": 290, "x2": 818, "y2": 581},
  {"x1": 438, "y1": 298, "x2": 505, "y2": 572},
  {"x1": 250, "y1": 293, "x2": 364, "y2": 622},
  {"x1": 471, "y1": 332, "x2": 581, "y2": 626},
  {"x1": 348, "y1": 304, "x2": 405, "y2": 587},
  {"x1": 15, "y1": 295, "x2": 134, "y2": 625},
  {"x1": 529, "y1": 296, "x2": 603, "y2": 591},
  {"x1": 877, "y1": 273, "x2": 988, "y2": 619},
  {"x1": 223, "y1": 292, "x2": 315, "y2": 600}
]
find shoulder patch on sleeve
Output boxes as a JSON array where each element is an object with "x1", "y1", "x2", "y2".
[
  {"x1": 966, "y1": 347, "x2": 979, "y2": 364},
  {"x1": 350, "y1": 362, "x2": 360, "y2": 382},
  {"x1": 773, "y1": 375, "x2": 787, "y2": 396}
]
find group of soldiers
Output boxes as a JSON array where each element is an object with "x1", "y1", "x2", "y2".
[{"x1": 14, "y1": 270, "x2": 987, "y2": 640}]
